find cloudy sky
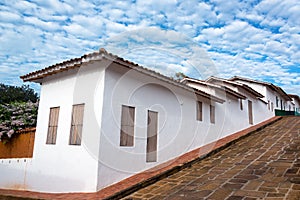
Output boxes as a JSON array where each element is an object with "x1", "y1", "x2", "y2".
[{"x1": 0, "y1": 0, "x2": 299, "y2": 95}]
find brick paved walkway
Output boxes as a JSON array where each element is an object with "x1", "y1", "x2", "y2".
[{"x1": 122, "y1": 117, "x2": 300, "y2": 200}]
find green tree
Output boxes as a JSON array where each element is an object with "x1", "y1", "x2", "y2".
[{"x1": 0, "y1": 83, "x2": 38, "y2": 104}]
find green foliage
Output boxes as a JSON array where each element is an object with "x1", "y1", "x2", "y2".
[
  {"x1": 0, "y1": 101, "x2": 38, "y2": 143},
  {"x1": 0, "y1": 83, "x2": 38, "y2": 104}
]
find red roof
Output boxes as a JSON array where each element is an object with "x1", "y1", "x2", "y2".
[{"x1": 20, "y1": 48, "x2": 225, "y2": 103}]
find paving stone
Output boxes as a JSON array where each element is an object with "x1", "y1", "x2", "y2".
[
  {"x1": 206, "y1": 188, "x2": 232, "y2": 200},
  {"x1": 234, "y1": 174, "x2": 259, "y2": 180},
  {"x1": 266, "y1": 192, "x2": 286, "y2": 197},
  {"x1": 286, "y1": 190, "x2": 300, "y2": 200},
  {"x1": 258, "y1": 186, "x2": 277, "y2": 192},
  {"x1": 222, "y1": 183, "x2": 243, "y2": 190},
  {"x1": 228, "y1": 178, "x2": 248, "y2": 184},
  {"x1": 292, "y1": 184, "x2": 300, "y2": 190},
  {"x1": 290, "y1": 177, "x2": 300, "y2": 184},
  {"x1": 226, "y1": 196, "x2": 244, "y2": 200},
  {"x1": 233, "y1": 190, "x2": 267, "y2": 198}
]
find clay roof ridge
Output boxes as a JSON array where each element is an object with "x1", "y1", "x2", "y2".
[
  {"x1": 20, "y1": 48, "x2": 225, "y2": 103},
  {"x1": 183, "y1": 77, "x2": 246, "y2": 99}
]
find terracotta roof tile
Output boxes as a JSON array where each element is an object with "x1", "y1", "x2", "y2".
[
  {"x1": 229, "y1": 76, "x2": 291, "y2": 101},
  {"x1": 20, "y1": 48, "x2": 225, "y2": 103},
  {"x1": 182, "y1": 77, "x2": 247, "y2": 99},
  {"x1": 206, "y1": 76, "x2": 264, "y2": 98}
]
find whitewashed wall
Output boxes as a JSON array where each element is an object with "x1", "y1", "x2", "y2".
[
  {"x1": 0, "y1": 61, "x2": 106, "y2": 193},
  {"x1": 233, "y1": 80, "x2": 289, "y2": 111},
  {"x1": 0, "y1": 60, "x2": 281, "y2": 194},
  {"x1": 291, "y1": 97, "x2": 300, "y2": 112},
  {"x1": 96, "y1": 65, "x2": 273, "y2": 191}
]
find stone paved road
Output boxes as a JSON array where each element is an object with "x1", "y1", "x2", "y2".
[{"x1": 122, "y1": 117, "x2": 300, "y2": 200}]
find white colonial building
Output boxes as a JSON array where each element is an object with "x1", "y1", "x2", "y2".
[
  {"x1": 0, "y1": 48, "x2": 297, "y2": 193},
  {"x1": 289, "y1": 94, "x2": 300, "y2": 114},
  {"x1": 229, "y1": 76, "x2": 292, "y2": 112}
]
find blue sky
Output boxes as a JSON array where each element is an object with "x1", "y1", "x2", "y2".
[{"x1": 0, "y1": 0, "x2": 299, "y2": 95}]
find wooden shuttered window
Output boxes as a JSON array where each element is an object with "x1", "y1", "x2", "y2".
[
  {"x1": 120, "y1": 105, "x2": 135, "y2": 146},
  {"x1": 196, "y1": 101, "x2": 203, "y2": 121},
  {"x1": 240, "y1": 99, "x2": 243, "y2": 110},
  {"x1": 69, "y1": 104, "x2": 85, "y2": 145},
  {"x1": 210, "y1": 105, "x2": 215, "y2": 124},
  {"x1": 271, "y1": 102, "x2": 274, "y2": 112},
  {"x1": 248, "y1": 100, "x2": 253, "y2": 125},
  {"x1": 146, "y1": 110, "x2": 158, "y2": 162},
  {"x1": 46, "y1": 107, "x2": 60, "y2": 144}
]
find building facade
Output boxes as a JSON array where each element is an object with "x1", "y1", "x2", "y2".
[{"x1": 0, "y1": 49, "x2": 297, "y2": 193}]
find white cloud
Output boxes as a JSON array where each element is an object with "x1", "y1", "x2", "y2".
[
  {"x1": 0, "y1": 0, "x2": 299, "y2": 95},
  {"x1": 32, "y1": 0, "x2": 74, "y2": 15},
  {"x1": 63, "y1": 23, "x2": 96, "y2": 38},
  {"x1": 24, "y1": 16, "x2": 60, "y2": 31},
  {"x1": 0, "y1": 11, "x2": 21, "y2": 23}
]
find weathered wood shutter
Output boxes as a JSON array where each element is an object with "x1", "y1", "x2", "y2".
[
  {"x1": 271, "y1": 102, "x2": 274, "y2": 111},
  {"x1": 46, "y1": 107, "x2": 60, "y2": 144},
  {"x1": 210, "y1": 105, "x2": 215, "y2": 124},
  {"x1": 146, "y1": 110, "x2": 158, "y2": 162},
  {"x1": 197, "y1": 101, "x2": 203, "y2": 121},
  {"x1": 240, "y1": 99, "x2": 243, "y2": 110},
  {"x1": 248, "y1": 100, "x2": 253, "y2": 125},
  {"x1": 120, "y1": 105, "x2": 135, "y2": 146},
  {"x1": 69, "y1": 104, "x2": 85, "y2": 145}
]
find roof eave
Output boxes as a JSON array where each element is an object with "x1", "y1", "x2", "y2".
[{"x1": 184, "y1": 78, "x2": 245, "y2": 100}]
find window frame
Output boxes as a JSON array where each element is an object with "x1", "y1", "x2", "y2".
[
  {"x1": 196, "y1": 101, "x2": 203, "y2": 121},
  {"x1": 120, "y1": 105, "x2": 135, "y2": 147},
  {"x1": 46, "y1": 107, "x2": 60, "y2": 145},
  {"x1": 248, "y1": 100, "x2": 253, "y2": 125},
  {"x1": 146, "y1": 110, "x2": 158, "y2": 162},
  {"x1": 210, "y1": 105, "x2": 215, "y2": 124},
  {"x1": 69, "y1": 104, "x2": 85, "y2": 145},
  {"x1": 240, "y1": 99, "x2": 243, "y2": 110}
]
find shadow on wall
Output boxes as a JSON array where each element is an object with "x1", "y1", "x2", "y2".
[
  {"x1": 0, "y1": 163, "x2": 86, "y2": 193},
  {"x1": 0, "y1": 128, "x2": 35, "y2": 159}
]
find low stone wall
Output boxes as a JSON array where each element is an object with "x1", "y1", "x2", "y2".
[{"x1": 0, "y1": 128, "x2": 35, "y2": 159}]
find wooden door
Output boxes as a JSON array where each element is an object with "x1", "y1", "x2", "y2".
[
  {"x1": 248, "y1": 100, "x2": 253, "y2": 125},
  {"x1": 120, "y1": 105, "x2": 135, "y2": 146},
  {"x1": 146, "y1": 110, "x2": 158, "y2": 162}
]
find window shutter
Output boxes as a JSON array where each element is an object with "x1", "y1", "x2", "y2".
[
  {"x1": 146, "y1": 110, "x2": 158, "y2": 162},
  {"x1": 46, "y1": 107, "x2": 60, "y2": 144},
  {"x1": 197, "y1": 101, "x2": 203, "y2": 121},
  {"x1": 120, "y1": 105, "x2": 135, "y2": 146},
  {"x1": 210, "y1": 105, "x2": 215, "y2": 124},
  {"x1": 69, "y1": 104, "x2": 85, "y2": 145}
]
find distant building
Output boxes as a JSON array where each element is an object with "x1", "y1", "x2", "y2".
[
  {"x1": 229, "y1": 76, "x2": 292, "y2": 112},
  {"x1": 289, "y1": 94, "x2": 300, "y2": 114}
]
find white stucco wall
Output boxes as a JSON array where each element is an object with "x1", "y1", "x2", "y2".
[
  {"x1": 0, "y1": 61, "x2": 106, "y2": 193},
  {"x1": 95, "y1": 66, "x2": 274, "y2": 191},
  {"x1": 291, "y1": 97, "x2": 300, "y2": 112},
  {"x1": 0, "y1": 61, "x2": 281, "y2": 194},
  {"x1": 234, "y1": 80, "x2": 290, "y2": 111}
]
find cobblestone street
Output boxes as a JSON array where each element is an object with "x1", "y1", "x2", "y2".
[{"x1": 122, "y1": 117, "x2": 300, "y2": 200}]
